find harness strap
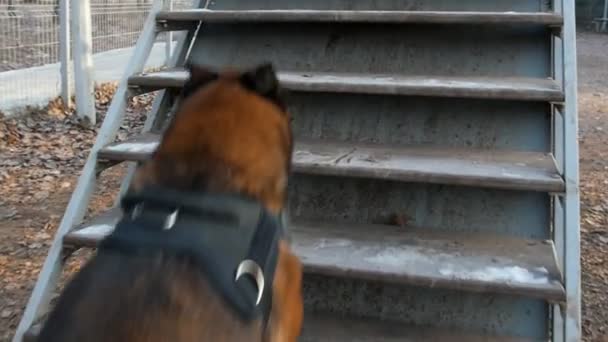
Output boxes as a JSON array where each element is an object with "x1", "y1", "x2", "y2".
[
  {"x1": 234, "y1": 208, "x2": 281, "y2": 324},
  {"x1": 98, "y1": 186, "x2": 283, "y2": 326}
]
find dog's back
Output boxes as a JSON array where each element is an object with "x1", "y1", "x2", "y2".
[
  {"x1": 37, "y1": 64, "x2": 302, "y2": 342},
  {"x1": 39, "y1": 249, "x2": 262, "y2": 341}
]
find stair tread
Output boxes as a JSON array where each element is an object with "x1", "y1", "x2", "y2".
[
  {"x1": 128, "y1": 69, "x2": 564, "y2": 101},
  {"x1": 65, "y1": 208, "x2": 565, "y2": 302},
  {"x1": 156, "y1": 9, "x2": 563, "y2": 26},
  {"x1": 300, "y1": 313, "x2": 541, "y2": 341},
  {"x1": 24, "y1": 312, "x2": 540, "y2": 342},
  {"x1": 99, "y1": 134, "x2": 564, "y2": 192}
]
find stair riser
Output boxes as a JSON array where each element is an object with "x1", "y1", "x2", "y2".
[
  {"x1": 289, "y1": 175, "x2": 550, "y2": 240},
  {"x1": 208, "y1": 0, "x2": 552, "y2": 12},
  {"x1": 303, "y1": 274, "x2": 549, "y2": 339},
  {"x1": 289, "y1": 93, "x2": 551, "y2": 152},
  {"x1": 190, "y1": 24, "x2": 551, "y2": 78}
]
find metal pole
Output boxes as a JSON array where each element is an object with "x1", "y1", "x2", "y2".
[
  {"x1": 59, "y1": 0, "x2": 71, "y2": 107},
  {"x1": 551, "y1": 3, "x2": 566, "y2": 341},
  {"x1": 73, "y1": 0, "x2": 96, "y2": 125},
  {"x1": 165, "y1": 0, "x2": 173, "y2": 65},
  {"x1": 562, "y1": 0, "x2": 581, "y2": 340},
  {"x1": 602, "y1": 0, "x2": 608, "y2": 32},
  {"x1": 116, "y1": 0, "x2": 206, "y2": 202}
]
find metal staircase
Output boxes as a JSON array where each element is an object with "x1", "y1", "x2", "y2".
[{"x1": 14, "y1": 0, "x2": 581, "y2": 341}]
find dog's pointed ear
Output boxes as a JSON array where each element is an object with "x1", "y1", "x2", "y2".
[
  {"x1": 240, "y1": 63, "x2": 286, "y2": 111},
  {"x1": 181, "y1": 62, "x2": 218, "y2": 99}
]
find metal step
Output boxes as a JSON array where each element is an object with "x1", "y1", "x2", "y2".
[
  {"x1": 127, "y1": 69, "x2": 564, "y2": 102},
  {"x1": 63, "y1": 207, "x2": 565, "y2": 302},
  {"x1": 97, "y1": 134, "x2": 564, "y2": 192},
  {"x1": 156, "y1": 9, "x2": 563, "y2": 27},
  {"x1": 23, "y1": 312, "x2": 540, "y2": 342},
  {"x1": 204, "y1": 1, "x2": 553, "y2": 12}
]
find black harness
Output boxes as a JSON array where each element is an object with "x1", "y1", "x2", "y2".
[{"x1": 98, "y1": 186, "x2": 284, "y2": 326}]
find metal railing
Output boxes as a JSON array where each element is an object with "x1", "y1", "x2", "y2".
[
  {"x1": 595, "y1": 0, "x2": 608, "y2": 32},
  {"x1": 0, "y1": 3, "x2": 61, "y2": 110}
]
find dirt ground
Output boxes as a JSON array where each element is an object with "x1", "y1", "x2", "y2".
[
  {"x1": 576, "y1": 31, "x2": 608, "y2": 342},
  {"x1": 0, "y1": 32, "x2": 607, "y2": 341}
]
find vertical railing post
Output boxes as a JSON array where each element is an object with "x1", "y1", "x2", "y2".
[
  {"x1": 164, "y1": 0, "x2": 173, "y2": 65},
  {"x1": 551, "y1": 3, "x2": 565, "y2": 342},
  {"x1": 602, "y1": 0, "x2": 608, "y2": 32},
  {"x1": 59, "y1": 0, "x2": 71, "y2": 107},
  {"x1": 73, "y1": 0, "x2": 96, "y2": 125},
  {"x1": 561, "y1": 0, "x2": 582, "y2": 340}
]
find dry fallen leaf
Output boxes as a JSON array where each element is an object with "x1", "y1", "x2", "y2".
[
  {"x1": 0, "y1": 310, "x2": 13, "y2": 319},
  {"x1": 95, "y1": 82, "x2": 118, "y2": 105}
]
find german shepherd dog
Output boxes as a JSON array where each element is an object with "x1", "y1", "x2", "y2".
[{"x1": 37, "y1": 63, "x2": 303, "y2": 342}]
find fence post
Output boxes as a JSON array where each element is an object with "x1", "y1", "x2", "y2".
[
  {"x1": 165, "y1": 0, "x2": 173, "y2": 64},
  {"x1": 59, "y1": 0, "x2": 71, "y2": 107},
  {"x1": 73, "y1": 0, "x2": 96, "y2": 125},
  {"x1": 602, "y1": 0, "x2": 608, "y2": 32}
]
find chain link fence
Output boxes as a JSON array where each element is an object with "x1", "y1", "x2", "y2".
[{"x1": 0, "y1": 0, "x2": 191, "y2": 113}]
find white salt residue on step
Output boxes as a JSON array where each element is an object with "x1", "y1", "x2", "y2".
[
  {"x1": 363, "y1": 247, "x2": 551, "y2": 285},
  {"x1": 439, "y1": 265, "x2": 550, "y2": 285},
  {"x1": 312, "y1": 238, "x2": 353, "y2": 249},
  {"x1": 279, "y1": 73, "x2": 397, "y2": 85},
  {"x1": 140, "y1": 70, "x2": 189, "y2": 79},
  {"x1": 363, "y1": 247, "x2": 451, "y2": 267},
  {"x1": 500, "y1": 171, "x2": 527, "y2": 179},
  {"x1": 105, "y1": 142, "x2": 158, "y2": 153},
  {"x1": 293, "y1": 150, "x2": 338, "y2": 164},
  {"x1": 278, "y1": 72, "x2": 552, "y2": 92},
  {"x1": 181, "y1": 8, "x2": 212, "y2": 12},
  {"x1": 72, "y1": 224, "x2": 114, "y2": 238}
]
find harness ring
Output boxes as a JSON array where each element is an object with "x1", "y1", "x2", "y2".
[{"x1": 235, "y1": 259, "x2": 265, "y2": 306}]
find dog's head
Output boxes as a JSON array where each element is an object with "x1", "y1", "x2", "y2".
[{"x1": 131, "y1": 63, "x2": 293, "y2": 215}]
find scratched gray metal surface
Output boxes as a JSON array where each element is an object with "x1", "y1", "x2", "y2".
[
  {"x1": 302, "y1": 274, "x2": 548, "y2": 339},
  {"x1": 189, "y1": 24, "x2": 551, "y2": 78},
  {"x1": 126, "y1": 82, "x2": 553, "y2": 152},
  {"x1": 288, "y1": 94, "x2": 551, "y2": 152},
  {"x1": 289, "y1": 175, "x2": 550, "y2": 240},
  {"x1": 206, "y1": 0, "x2": 552, "y2": 12},
  {"x1": 156, "y1": 10, "x2": 563, "y2": 25},
  {"x1": 299, "y1": 313, "x2": 543, "y2": 342}
]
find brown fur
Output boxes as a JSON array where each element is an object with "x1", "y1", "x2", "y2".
[{"x1": 37, "y1": 64, "x2": 303, "y2": 342}]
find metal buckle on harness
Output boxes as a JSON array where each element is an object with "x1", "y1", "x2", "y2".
[
  {"x1": 235, "y1": 259, "x2": 265, "y2": 306},
  {"x1": 130, "y1": 203, "x2": 179, "y2": 231},
  {"x1": 131, "y1": 203, "x2": 144, "y2": 220},
  {"x1": 163, "y1": 209, "x2": 179, "y2": 230}
]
